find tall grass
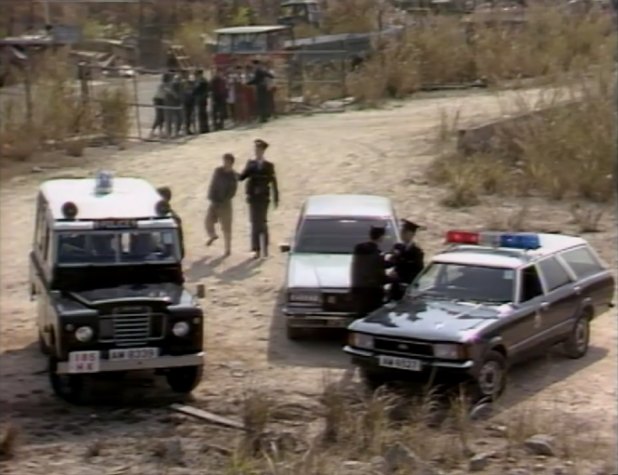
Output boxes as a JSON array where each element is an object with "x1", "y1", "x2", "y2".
[{"x1": 347, "y1": 5, "x2": 615, "y2": 105}]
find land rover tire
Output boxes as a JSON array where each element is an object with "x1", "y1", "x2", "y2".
[
  {"x1": 563, "y1": 313, "x2": 591, "y2": 359},
  {"x1": 470, "y1": 350, "x2": 507, "y2": 402},
  {"x1": 166, "y1": 365, "x2": 203, "y2": 393},
  {"x1": 48, "y1": 357, "x2": 85, "y2": 404}
]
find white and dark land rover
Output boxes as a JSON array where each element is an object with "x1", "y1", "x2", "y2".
[{"x1": 30, "y1": 172, "x2": 205, "y2": 402}]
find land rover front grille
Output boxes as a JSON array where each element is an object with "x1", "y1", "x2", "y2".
[
  {"x1": 98, "y1": 305, "x2": 165, "y2": 347},
  {"x1": 373, "y1": 337, "x2": 434, "y2": 357}
]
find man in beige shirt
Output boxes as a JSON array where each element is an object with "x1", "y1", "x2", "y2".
[{"x1": 205, "y1": 153, "x2": 238, "y2": 256}]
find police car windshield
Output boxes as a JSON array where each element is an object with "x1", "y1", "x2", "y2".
[
  {"x1": 295, "y1": 217, "x2": 396, "y2": 254},
  {"x1": 412, "y1": 262, "x2": 515, "y2": 304},
  {"x1": 56, "y1": 230, "x2": 180, "y2": 265}
]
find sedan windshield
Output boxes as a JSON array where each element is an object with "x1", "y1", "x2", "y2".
[
  {"x1": 411, "y1": 262, "x2": 515, "y2": 303},
  {"x1": 56, "y1": 230, "x2": 180, "y2": 265},
  {"x1": 294, "y1": 217, "x2": 396, "y2": 254}
]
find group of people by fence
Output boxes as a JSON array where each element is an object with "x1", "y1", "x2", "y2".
[{"x1": 149, "y1": 60, "x2": 277, "y2": 139}]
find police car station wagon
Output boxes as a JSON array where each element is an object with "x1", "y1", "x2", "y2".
[
  {"x1": 30, "y1": 172, "x2": 205, "y2": 402},
  {"x1": 279, "y1": 194, "x2": 401, "y2": 339},
  {"x1": 345, "y1": 230, "x2": 615, "y2": 400}
]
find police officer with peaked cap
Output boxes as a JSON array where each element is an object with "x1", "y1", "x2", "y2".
[
  {"x1": 388, "y1": 219, "x2": 425, "y2": 301},
  {"x1": 350, "y1": 225, "x2": 390, "y2": 317}
]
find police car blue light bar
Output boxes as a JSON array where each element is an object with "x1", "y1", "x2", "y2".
[{"x1": 446, "y1": 230, "x2": 541, "y2": 250}]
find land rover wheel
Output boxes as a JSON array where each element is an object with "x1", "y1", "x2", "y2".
[
  {"x1": 48, "y1": 357, "x2": 85, "y2": 404},
  {"x1": 563, "y1": 314, "x2": 590, "y2": 359},
  {"x1": 470, "y1": 351, "x2": 507, "y2": 402},
  {"x1": 166, "y1": 365, "x2": 203, "y2": 393}
]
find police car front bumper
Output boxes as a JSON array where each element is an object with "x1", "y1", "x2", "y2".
[
  {"x1": 56, "y1": 352, "x2": 205, "y2": 374},
  {"x1": 344, "y1": 345, "x2": 475, "y2": 381},
  {"x1": 284, "y1": 306, "x2": 355, "y2": 328}
]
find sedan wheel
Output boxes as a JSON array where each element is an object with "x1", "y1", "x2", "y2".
[
  {"x1": 472, "y1": 351, "x2": 507, "y2": 402},
  {"x1": 563, "y1": 316, "x2": 590, "y2": 359}
]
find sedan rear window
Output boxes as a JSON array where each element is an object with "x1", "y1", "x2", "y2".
[
  {"x1": 560, "y1": 246, "x2": 605, "y2": 279},
  {"x1": 294, "y1": 218, "x2": 396, "y2": 254},
  {"x1": 412, "y1": 262, "x2": 515, "y2": 303}
]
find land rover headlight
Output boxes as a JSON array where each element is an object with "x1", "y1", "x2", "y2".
[
  {"x1": 433, "y1": 343, "x2": 466, "y2": 360},
  {"x1": 172, "y1": 321, "x2": 190, "y2": 337},
  {"x1": 75, "y1": 326, "x2": 94, "y2": 342},
  {"x1": 349, "y1": 332, "x2": 374, "y2": 350},
  {"x1": 289, "y1": 292, "x2": 321, "y2": 304}
]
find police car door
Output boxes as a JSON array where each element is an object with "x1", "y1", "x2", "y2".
[{"x1": 535, "y1": 256, "x2": 579, "y2": 343}]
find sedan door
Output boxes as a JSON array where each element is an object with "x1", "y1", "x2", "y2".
[{"x1": 535, "y1": 256, "x2": 579, "y2": 344}]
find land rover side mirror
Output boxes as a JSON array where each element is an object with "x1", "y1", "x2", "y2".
[
  {"x1": 279, "y1": 243, "x2": 291, "y2": 253},
  {"x1": 196, "y1": 284, "x2": 206, "y2": 299}
]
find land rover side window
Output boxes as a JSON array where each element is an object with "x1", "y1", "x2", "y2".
[
  {"x1": 520, "y1": 265, "x2": 544, "y2": 303},
  {"x1": 413, "y1": 263, "x2": 514, "y2": 303},
  {"x1": 294, "y1": 217, "x2": 396, "y2": 254},
  {"x1": 560, "y1": 247, "x2": 605, "y2": 279},
  {"x1": 538, "y1": 256, "x2": 572, "y2": 291}
]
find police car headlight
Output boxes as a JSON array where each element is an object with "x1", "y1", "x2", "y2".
[
  {"x1": 172, "y1": 321, "x2": 190, "y2": 337},
  {"x1": 75, "y1": 326, "x2": 94, "y2": 342},
  {"x1": 433, "y1": 343, "x2": 465, "y2": 360},
  {"x1": 349, "y1": 332, "x2": 374, "y2": 350},
  {"x1": 289, "y1": 292, "x2": 321, "y2": 304}
]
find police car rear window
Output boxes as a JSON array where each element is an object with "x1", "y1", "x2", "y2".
[{"x1": 295, "y1": 218, "x2": 396, "y2": 254}]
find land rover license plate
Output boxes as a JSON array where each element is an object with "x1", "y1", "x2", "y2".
[
  {"x1": 68, "y1": 351, "x2": 100, "y2": 373},
  {"x1": 378, "y1": 355, "x2": 422, "y2": 372},
  {"x1": 109, "y1": 347, "x2": 159, "y2": 361}
]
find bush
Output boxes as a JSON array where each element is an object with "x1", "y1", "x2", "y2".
[{"x1": 97, "y1": 87, "x2": 131, "y2": 145}]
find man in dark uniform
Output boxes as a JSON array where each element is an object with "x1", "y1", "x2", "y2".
[
  {"x1": 247, "y1": 60, "x2": 274, "y2": 123},
  {"x1": 157, "y1": 186, "x2": 185, "y2": 259},
  {"x1": 193, "y1": 69, "x2": 210, "y2": 134},
  {"x1": 181, "y1": 70, "x2": 196, "y2": 135},
  {"x1": 388, "y1": 219, "x2": 425, "y2": 301},
  {"x1": 350, "y1": 225, "x2": 390, "y2": 317},
  {"x1": 238, "y1": 139, "x2": 279, "y2": 259}
]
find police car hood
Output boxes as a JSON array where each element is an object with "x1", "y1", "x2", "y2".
[
  {"x1": 349, "y1": 297, "x2": 503, "y2": 341},
  {"x1": 67, "y1": 282, "x2": 185, "y2": 308},
  {"x1": 287, "y1": 253, "x2": 352, "y2": 289}
]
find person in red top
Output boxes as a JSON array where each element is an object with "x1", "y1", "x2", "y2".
[{"x1": 211, "y1": 69, "x2": 228, "y2": 131}]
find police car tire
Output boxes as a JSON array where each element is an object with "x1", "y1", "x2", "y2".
[
  {"x1": 470, "y1": 351, "x2": 507, "y2": 402},
  {"x1": 563, "y1": 315, "x2": 590, "y2": 359},
  {"x1": 166, "y1": 365, "x2": 203, "y2": 393},
  {"x1": 48, "y1": 357, "x2": 85, "y2": 404}
]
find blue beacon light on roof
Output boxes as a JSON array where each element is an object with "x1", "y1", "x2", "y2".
[
  {"x1": 95, "y1": 171, "x2": 113, "y2": 195},
  {"x1": 499, "y1": 233, "x2": 541, "y2": 250}
]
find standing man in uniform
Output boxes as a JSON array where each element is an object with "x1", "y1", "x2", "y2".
[
  {"x1": 211, "y1": 69, "x2": 228, "y2": 131},
  {"x1": 351, "y1": 225, "x2": 390, "y2": 317},
  {"x1": 388, "y1": 219, "x2": 425, "y2": 301},
  {"x1": 247, "y1": 60, "x2": 274, "y2": 124},
  {"x1": 193, "y1": 69, "x2": 210, "y2": 134},
  {"x1": 205, "y1": 153, "x2": 238, "y2": 257},
  {"x1": 181, "y1": 70, "x2": 196, "y2": 135},
  {"x1": 238, "y1": 139, "x2": 279, "y2": 259},
  {"x1": 170, "y1": 71, "x2": 184, "y2": 137},
  {"x1": 157, "y1": 186, "x2": 185, "y2": 259}
]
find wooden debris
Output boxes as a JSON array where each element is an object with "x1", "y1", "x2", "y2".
[{"x1": 169, "y1": 403, "x2": 245, "y2": 430}]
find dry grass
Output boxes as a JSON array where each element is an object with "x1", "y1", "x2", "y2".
[
  {"x1": 0, "y1": 53, "x2": 131, "y2": 160},
  {"x1": 346, "y1": 5, "x2": 614, "y2": 105},
  {"x1": 0, "y1": 423, "x2": 19, "y2": 460},
  {"x1": 428, "y1": 70, "x2": 614, "y2": 207},
  {"x1": 241, "y1": 390, "x2": 273, "y2": 456}
]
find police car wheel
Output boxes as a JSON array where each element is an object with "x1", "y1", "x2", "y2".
[
  {"x1": 166, "y1": 365, "x2": 203, "y2": 393},
  {"x1": 48, "y1": 357, "x2": 85, "y2": 404},
  {"x1": 471, "y1": 351, "x2": 507, "y2": 402},
  {"x1": 563, "y1": 315, "x2": 590, "y2": 359}
]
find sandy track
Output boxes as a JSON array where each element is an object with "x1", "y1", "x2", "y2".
[{"x1": 0, "y1": 87, "x2": 615, "y2": 474}]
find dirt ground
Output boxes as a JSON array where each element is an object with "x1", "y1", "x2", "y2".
[{"x1": 0, "y1": 87, "x2": 616, "y2": 475}]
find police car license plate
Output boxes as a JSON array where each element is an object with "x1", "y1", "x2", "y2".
[
  {"x1": 378, "y1": 355, "x2": 422, "y2": 372},
  {"x1": 109, "y1": 347, "x2": 159, "y2": 361},
  {"x1": 68, "y1": 351, "x2": 100, "y2": 373}
]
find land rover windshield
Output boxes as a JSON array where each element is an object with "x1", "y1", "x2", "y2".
[
  {"x1": 56, "y1": 229, "x2": 181, "y2": 265},
  {"x1": 411, "y1": 262, "x2": 515, "y2": 304},
  {"x1": 294, "y1": 217, "x2": 396, "y2": 254}
]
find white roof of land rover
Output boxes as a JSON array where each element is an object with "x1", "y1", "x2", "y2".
[
  {"x1": 434, "y1": 233, "x2": 589, "y2": 269},
  {"x1": 41, "y1": 177, "x2": 164, "y2": 221},
  {"x1": 304, "y1": 194, "x2": 393, "y2": 218}
]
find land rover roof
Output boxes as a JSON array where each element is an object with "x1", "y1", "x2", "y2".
[
  {"x1": 433, "y1": 231, "x2": 593, "y2": 269},
  {"x1": 303, "y1": 194, "x2": 394, "y2": 218},
  {"x1": 40, "y1": 176, "x2": 169, "y2": 222}
]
